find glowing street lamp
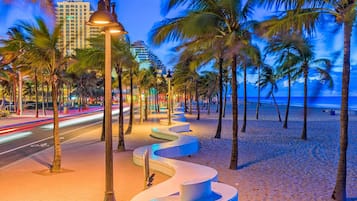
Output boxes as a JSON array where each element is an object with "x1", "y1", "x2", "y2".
[
  {"x1": 87, "y1": 1, "x2": 127, "y2": 201},
  {"x1": 166, "y1": 70, "x2": 172, "y2": 125}
]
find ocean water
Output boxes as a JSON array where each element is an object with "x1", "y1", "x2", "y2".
[{"x1": 246, "y1": 96, "x2": 357, "y2": 110}]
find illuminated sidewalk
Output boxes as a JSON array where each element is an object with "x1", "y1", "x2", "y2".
[{"x1": 131, "y1": 110, "x2": 238, "y2": 201}]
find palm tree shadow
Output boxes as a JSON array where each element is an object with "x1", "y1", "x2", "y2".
[
  {"x1": 30, "y1": 155, "x2": 51, "y2": 168},
  {"x1": 65, "y1": 140, "x2": 102, "y2": 150},
  {"x1": 237, "y1": 150, "x2": 289, "y2": 170}
]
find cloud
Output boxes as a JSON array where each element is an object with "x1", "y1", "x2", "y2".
[{"x1": 332, "y1": 67, "x2": 343, "y2": 73}]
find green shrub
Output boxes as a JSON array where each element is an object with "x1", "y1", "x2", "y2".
[{"x1": 0, "y1": 110, "x2": 10, "y2": 117}]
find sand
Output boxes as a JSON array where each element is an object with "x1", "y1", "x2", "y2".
[{"x1": 180, "y1": 102, "x2": 357, "y2": 201}]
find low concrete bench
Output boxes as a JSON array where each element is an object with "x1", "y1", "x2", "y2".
[
  {"x1": 131, "y1": 108, "x2": 238, "y2": 201},
  {"x1": 180, "y1": 178, "x2": 213, "y2": 200}
]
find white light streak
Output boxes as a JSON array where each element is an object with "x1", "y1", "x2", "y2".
[
  {"x1": 41, "y1": 107, "x2": 129, "y2": 130},
  {"x1": 0, "y1": 132, "x2": 32, "y2": 144}
]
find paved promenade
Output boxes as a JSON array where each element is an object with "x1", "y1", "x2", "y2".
[{"x1": 0, "y1": 108, "x2": 170, "y2": 201}]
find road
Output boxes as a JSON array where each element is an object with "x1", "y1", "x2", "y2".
[{"x1": 0, "y1": 108, "x2": 129, "y2": 169}]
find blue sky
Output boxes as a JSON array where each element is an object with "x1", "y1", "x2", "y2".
[
  {"x1": 0, "y1": 0, "x2": 176, "y2": 67},
  {"x1": 1, "y1": 0, "x2": 356, "y2": 98}
]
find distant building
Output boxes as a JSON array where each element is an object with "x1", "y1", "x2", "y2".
[
  {"x1": 131, "y1": 40, "x2": 166, "y2": 72},
  {"x1": 56, "y1": 0, "x2": 100, "y2": 56}
]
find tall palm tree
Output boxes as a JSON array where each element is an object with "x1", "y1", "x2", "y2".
[
  {"x1": 289, "y1": 36, "x2": 333, "y2": 140},
  {"x1": 0, "y1": 27, "x2": 28, "y2": 116},
  {"x1": 124, "y1": 60, "x2": 138, "y2": 135},
  {"x1": 263, "y1": 33, "x2": 300, "y2": 129},
  {"x1": 153, "y1": 0, "x2": 254, "y2": 170},
  {"x1": 238, "y1": 44, "x2": 262, "y2": 133},
  {"x1": 112, "y1": 37, "x2": 135, "y2": 151},
  {"x1": 259, "y1": 65, "x2": 282, "y2": 122},
  {"x1": 172, "y1": 57, "x2": 200, "y2": 119},
  {"x1": 200, "y1": 71, "x2": 219, "y2": 115},
  {"x1": 18, "y1": 18, "x2": 64, "y2": 172},
  {"x1": 137, "y1": 68, "x2": 154, "y2": 122},
  {"x1": 71, "y1": 71, "x2": 98, "y2": 109},
  {"x1": 260, "y1": 1, "x2": 351, "y2": 198},
  {"x1": 222, "y1": 67, "x2": 230, "y2": 118},
  {"x1": 70, "y1": 37, "x2": 106, "y2": 140}
]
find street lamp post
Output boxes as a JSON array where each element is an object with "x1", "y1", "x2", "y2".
[
  {"x1": 87, "y1": 1, "x2": 127, "y2": 201},
  {"x1": 166, "y1": 70, "x2": 172, "y2": 125},
  {"x1": 155, "y1": 69, "x2": 162, "y2": 113}
]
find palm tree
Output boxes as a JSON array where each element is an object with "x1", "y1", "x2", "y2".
[
  {"x1": 200, "y1": 71, "x2": 219, "y2": 115},
  {"x1": 153, "y1": 0, "x2": 254, "y2": 169},
  {"x1": 71, "y1": 72, "x2": 98, "y2": 110},
  {"x1": 137, "y1": 68, "x2": 154, "y2": 123},
  {"x1": 263, "y1": 33, "x2": 299, "y2": 129},
  {"x1": 259, "y1": 1, "x2": 349, "y2": 197},
  {"x1": 259, "y1": 65, "x2": 282, "y2": 122},
  {"x1": 238, "y1": 44, "x2": 262, "y2": 133},
  {"x1": 222, "y1": 67, "x2": 230, "y2": 118},
  {"x1": 111, "y1": 37, "x2": 135, "y2": 151},
  {"x1": 0, "y1": 27, "x2": 28, "y2": 116},
  {"x1": 69, "y1": 38, "x2": 106, "y2": 140},
  {"x1": 124, "y1": 61, "x2": 138, "y2": 135},
  {"x1": 172, "y1": 58, "x2": 199, "y2": 119},
  {"x1": 18, "y1": 18, "x2": 64, "y2": 172},
  {"x1": 289, "y1": 36, "x2": 333, "y2": 140}
]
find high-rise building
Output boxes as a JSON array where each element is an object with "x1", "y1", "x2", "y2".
[
  {"x1": 131, "y1": 40, "x2": 166, "y2": 72},
  {"x1": 56, "y1": 0, "x2": 100, "y2": 56}
]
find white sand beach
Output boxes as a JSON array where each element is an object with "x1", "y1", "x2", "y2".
[{"x1": 180, "y1": 102, "x2": 357, "y2": 201}]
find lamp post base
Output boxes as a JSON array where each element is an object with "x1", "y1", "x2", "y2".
[{"x1": 104, "y1": 191, "x2": 116, "y2": 201}]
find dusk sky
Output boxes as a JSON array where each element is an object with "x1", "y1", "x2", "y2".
[
  {"x1": 1, "y1": 0, "x2": 357, "y2": 98},
  {"x1": 0, "y1": 0, "x2": 177, "y2": 67}
]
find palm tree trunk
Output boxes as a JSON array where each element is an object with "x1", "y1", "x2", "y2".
[
  {"x1": 272, "y1": 93, "x2": 282, "y2": 122},
  {"x1": 50, "y1": 80, "x2": 61, "y2": 173},
  {"x1": 139, "y1": 87, "x2": 143, "y2": 124},
  {"x1": 215, "y1": 57, "x2": 223, "y2": 138},
  {"x1": 241, "y1": 65, "x2": 247, "y2": 132},
  {"x1": 145, "y1": 92, "x2": 148, "y2": 120},
  {"x1": 223, "y1": 83, "x2": 227, "y2": 118},
  {"x1": 46, "y1": 82, "x2": 49, "y2": 109},
  {"x1": 216, "y1": 94, "x2": 219, "y2": 113},
  {"x1": 156, "y1": 82, "x2": 160, "y2": 113},
  {"x1": 301, "y1": 65, "x2": 308, "y2": 140},
  {"x1": 17, "y1": 71, "x2": 22, "y2": 116},
  {"x1": 184, "y1": 86, "x2": 187, "y2": 112},
  {"x1": 195, "y1": 79, "x2": 200, "y2": 120},
  {"x1": 283, "y1": 68, "x2": 291, "y2": 129},
  {"x1": 117, "y1": 67, "x2": 125, "y2": 151},
  {"x1": 34, "y1": 70, "x2": 39, "y2": 118},
  {"x1": 332, "y1": 21, "x2": 351, "y2": 201},
  {"x1": 256, "y1": 65, "x2": 261, "y2": 120},
  {"x1": 125, "y1": 69, "x2": 134, "y2": 134},
  {"x1": 207, "y1": 97, "x2": 211, "y2": 115},
  {"x1": 41, "y1": 81, "x2": 46, "y2": 116},
  {"x1": 13, "y1": 81, "x2": 17, "y2": 113},
  {"x1": 230, "y1": 55, "x2": 238, "y2": 170},
  {"x1": 189, "y1": 89, "x2": 193, "y2": 114}
]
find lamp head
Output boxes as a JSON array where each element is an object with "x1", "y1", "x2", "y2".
[
  {"x1": 166, "y1": 70, "x2": 172, "y2": 79},
  {"x1": 87, "y1": 0, "x2": 116, "y2": 27},
  {"x1": 107, "y1": 21, "x2": 128, "y2": 34}
]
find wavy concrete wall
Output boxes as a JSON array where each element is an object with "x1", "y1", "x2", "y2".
[{"x1": 131, "y1": 111, "x2": 238, "y2": 201}]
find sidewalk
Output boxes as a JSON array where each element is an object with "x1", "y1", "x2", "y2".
[{"x1": 0, "y1": 109, "x2": 170, "y2": 201}]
